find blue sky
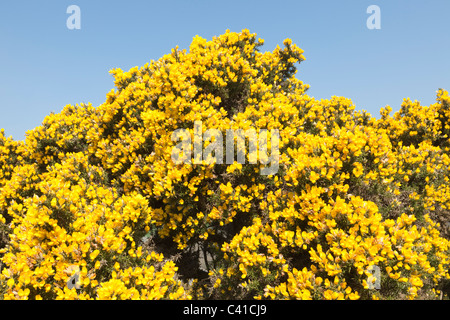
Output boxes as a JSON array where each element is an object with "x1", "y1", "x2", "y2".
[{"x1": 1, "y1": 0, "x2": 449, "y2": 140}]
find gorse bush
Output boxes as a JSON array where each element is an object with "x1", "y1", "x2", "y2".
[{"x1": 0, "y1": 29, "x2": 449, "y2": 300}]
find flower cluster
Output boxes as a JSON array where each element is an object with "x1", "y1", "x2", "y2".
[{"x1": 1, "y1": 30, "x2": 449, "y2": 300}]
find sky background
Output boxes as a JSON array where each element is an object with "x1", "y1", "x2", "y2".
[{"x1": 1, "y1": 0, "x2": 449, "y2": 140}]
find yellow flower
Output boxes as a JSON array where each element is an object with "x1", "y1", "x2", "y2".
[
  {"x1": 90, "y1": 250, "x2": 100, "y2": 260},
  {"x1": 409, "y1": 276, "x2": 423, "y2": 287}
]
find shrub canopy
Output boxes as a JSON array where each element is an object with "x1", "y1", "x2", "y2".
[{"x1": 1, "y1": 29, "x2": 449, "y2": 300}]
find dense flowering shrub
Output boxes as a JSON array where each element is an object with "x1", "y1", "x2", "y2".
[{"x1": 0, "y1": 29, "x2": 449, "y2": 300}]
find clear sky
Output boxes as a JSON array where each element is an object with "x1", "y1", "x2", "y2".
[{"x1": 1, "y1": 0, "x2": 449, "y2": 140}]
